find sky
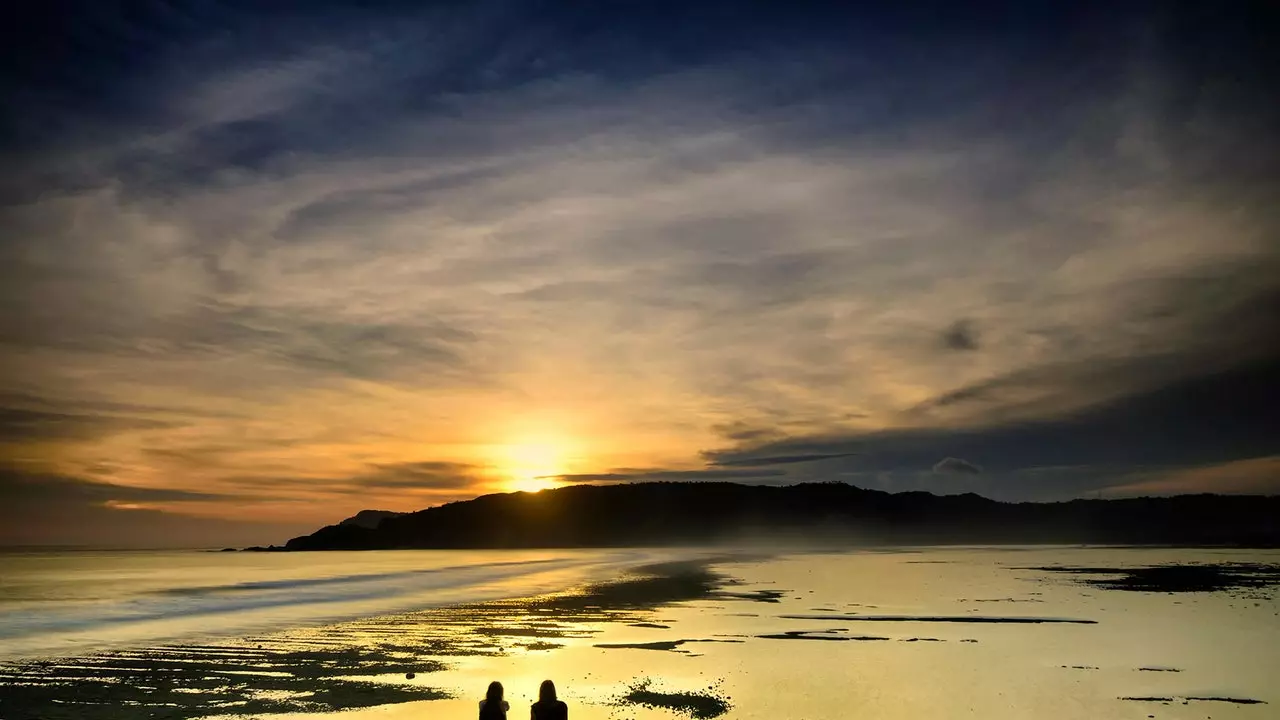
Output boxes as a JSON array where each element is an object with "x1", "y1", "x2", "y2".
[{"x1": 1, "y1": 1, "x2": 1277, "y2": 547}]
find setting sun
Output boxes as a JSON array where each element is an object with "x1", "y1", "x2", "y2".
[
  {"x1": 509, "y1": 475, "x2": 560, "y2": 493},
  {"x1": 496, "y1": 439, "x2": 570, "y2": 493}
]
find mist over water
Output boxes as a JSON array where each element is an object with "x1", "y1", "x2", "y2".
[{"x1": 0, "y1": 548, "x2": 685, "y2": 659}]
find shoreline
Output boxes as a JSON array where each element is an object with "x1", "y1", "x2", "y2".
[
  {"x1": 0, "y1": 556, "x2": 748, "y2": 719},
  {"x1": 0, "y1": 548, "x2": 703, "y2": 664}
]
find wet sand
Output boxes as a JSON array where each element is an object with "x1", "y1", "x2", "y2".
[{"x1": 2, "y1": 548, "x2": 1278, "y2": 719}]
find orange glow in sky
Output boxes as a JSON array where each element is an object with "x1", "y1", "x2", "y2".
[{"x1": 495, "y1": 438, "x2": 572, "y2": 493}]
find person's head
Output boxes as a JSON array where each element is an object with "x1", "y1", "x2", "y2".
[
  {"x1": 486, "y1": 681, "x2": 504, "y2": 703},
  {"x1": 538, "y1": 679, "x2": 557, "y2": 703}
]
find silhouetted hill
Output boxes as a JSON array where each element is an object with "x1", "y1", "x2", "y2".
[
  {"x1": 339, "y1": 509, "x2": 403, "y2": 529},
  {"x1": 284, "y1": 482, "x2": 1280, "y2": 550}
]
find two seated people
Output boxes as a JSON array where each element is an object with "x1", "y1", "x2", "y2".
[{"x1": 479, "y1": 679, "x2": 568, "y2": 720}]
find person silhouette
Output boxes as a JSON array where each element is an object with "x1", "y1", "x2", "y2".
[
  {"x1": 530, "y1": 679, "x2": 568, "y2": 720},
  {"x1": 479, "y1": 681, "x2": 509, "y2": 720}
]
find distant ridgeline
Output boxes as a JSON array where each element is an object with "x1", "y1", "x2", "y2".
[{"x1": 282, "y1": 482, "x2": 1280, "y2": 550}]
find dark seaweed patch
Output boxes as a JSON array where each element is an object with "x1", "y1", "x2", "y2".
[
  {"x1": 780, "y1": 614, "x2": 1097, "y2": 624},
  {"x1": 1121, "y1": 695, "x2": 1266, "y2": 705},
  {"x1": 714, "y1": 589, "x2": 785, "y2": 603},
  {"x1": 0, "y1": 669, "x2": 449, "y2": 720},
  {"x1": 517, "y1": 641, "x2": 563, "y2": 651},
  {"x1": 615, "y1": 678, "x2": 731, "y2": 719},
  {"x1": 1029, "y1": 564, "x2": 1280, "y2": 593},
  {"x1": 595, "y1": 638, "x2": 744, "y2": 653},
  {"x1": 756, "y1": 630, "x2": 887, "y2": 641}
]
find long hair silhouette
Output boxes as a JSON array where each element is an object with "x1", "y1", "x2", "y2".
[
  {"x1": 539, "y1": 679, "x2": 557, "y2": 703},
  {"x1": 480, "y1": 681, "x2": 506, "y2": 719},
  {"x1": 532, "y1": 679, "x2": 566, "y2": 719}
]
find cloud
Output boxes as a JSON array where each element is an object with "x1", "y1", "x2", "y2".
[
  {"x1": 911, "y1": 275, "x2": 1280, "y2": 425},
  {"x1": 704, "y1": 357, "x2": 1280, "y2": 499},
  {"x1": 932, "y1": 457, "x2": 982, "y2": 475},
  {"x1": 552, "y1": 468, "x2": 787, "y2": 484},
  {"x1": 709, "y1": 452, "x2": 861, "y2": 467},
  {"x1": 1103, "y1": 457, "x2": 1280, "y2": 497},
  {"x1": 356, "y1": 461, "x2": 480, "y2": 490},
  {"x1": 0, "y1": 468, "x2": 308, "y2": 547},
  {"x1": 0, "y1": 406, "x2": 175, "y2": 444},
  {"x1": 0, "y1": 469, "x2": 228, "y2": 505},
  {"x1": 0, "y1": 461, "x2": 487, "y2": 545},
  {"x1": 941, "y1": 320, "x2": 979, "y2": 351}
]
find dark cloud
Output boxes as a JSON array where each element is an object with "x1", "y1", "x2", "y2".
[
  {"x1": 0, "y1": 476, "x2": 306, "y2": 548},
  {"x1": 0, "y1": 406, "x2": 177, "y2": 444},
  {"x1": 552, "y1": 468, "x2": 787, "y2": 484},
  {"x1": 0, "y1": 393, "x2": 240, "y2": 459},
  {"x1": 0, "y1": 469, "x2": 227, "y2": 504},
  {"x1": 941, "y1": 320, "x2": 979, "y2": 351},
  {"x1": 0, "y1": 392, "x2": 207, "y2": 418},
  {"x1": 205, "y1": 463, "x2": 484, "y2": 496},
  {"x1": 709, "y1": 422, "x2": 787, "y2": 445},
  {"x1": 357, "y1": 461, "x2": 479, "y2": 490},
  {"x1": 0, "y1": 468, "x2": 311, "y2": 547},
  {"x1": 710, "y1": 452, "x2": 860, "y2": 467},
  {"x1": 707, "y1": 356, "x2": 1280, "y2": 496},
  {"x1": 932, "y1": 457, "x2": 982, "y2": 475},
  {"x1": 918, "y1": 268, "x2": 1280, "y2": 423}
]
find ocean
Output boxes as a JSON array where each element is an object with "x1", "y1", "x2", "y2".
[{"x1": 1, "y1": 546, "x2": 1277, "y2": 719}]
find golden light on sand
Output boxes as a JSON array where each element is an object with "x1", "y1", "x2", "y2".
[{"x1": 497, "y1": 439, "x2": 570, "y2": 493}]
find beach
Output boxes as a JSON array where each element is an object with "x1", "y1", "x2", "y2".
[{"x1": 2, "y1": 547, "x2": 1278, "y2": 719}]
